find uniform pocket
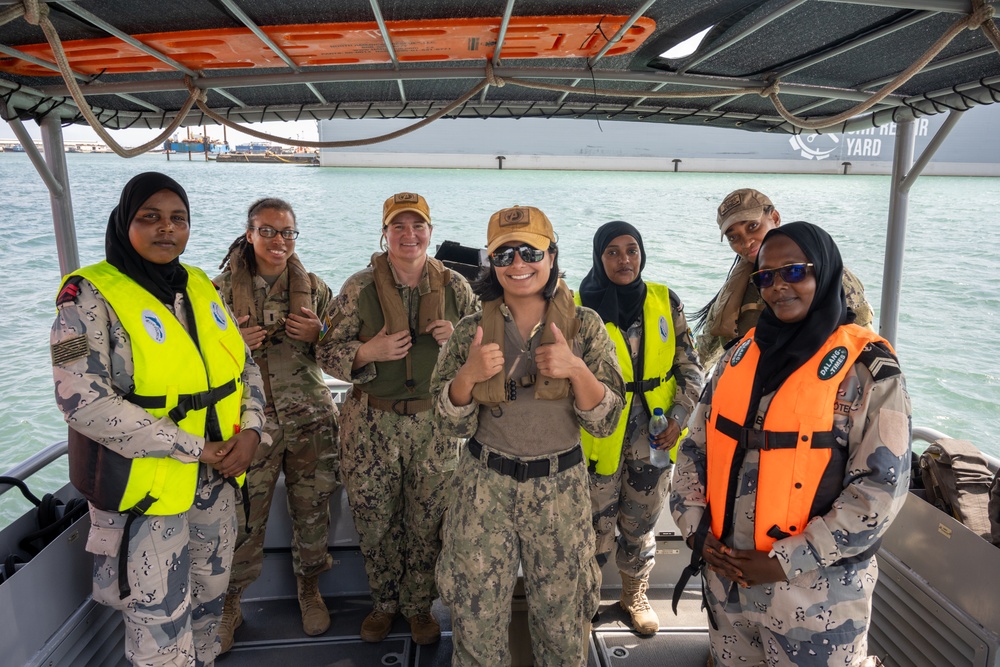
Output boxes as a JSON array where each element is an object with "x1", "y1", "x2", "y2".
[{"x1": 85, "y1": 506, "x2": 125, "y2": 557}]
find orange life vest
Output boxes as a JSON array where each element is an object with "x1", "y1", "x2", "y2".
[{"x1": 706, "y1": 323, "x2": 890, "y2": 550}]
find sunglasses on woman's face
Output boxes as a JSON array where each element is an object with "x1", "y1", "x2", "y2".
[
  {"x1": 750, "y1": 262, "x2": 814, "y2": 289},
  {"x1": 490, "y1": 244, "x2": 546, "y2": 267}
]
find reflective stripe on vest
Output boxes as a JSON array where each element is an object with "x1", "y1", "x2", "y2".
[
  {"x1": 576, "y1": 283, "x2": 678, "y2": 475},
  {"x1": 69, "y1": 261, "x2": 246, "y2": 515},
  {"x1": 706, "y1": 324, "x2": 888, "y2": 550}
]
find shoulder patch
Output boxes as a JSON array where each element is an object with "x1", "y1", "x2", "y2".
[
  {"x1": 669, "y1": 289, "x2": 683, "y2": 312},
  {"x1": 857, "y1": 342, "x2": 901, "y2": 381},
  {"x1": 51, "y1": 334, "x2": 89, "y2": 366},
  {"x1": 56, "y1": 276, "x2": 84, "y2": 307}
]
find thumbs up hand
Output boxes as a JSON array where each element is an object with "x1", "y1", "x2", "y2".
[
  {"x1": 461, "y1": 326, "x2": 504, "y2": 383},
  {"x1": 534, "y1": 322, "x2": 583, "y2": 380}
]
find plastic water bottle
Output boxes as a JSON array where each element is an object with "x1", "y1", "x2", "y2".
[{"x1": 648, "y1": 408, "x2": 673, "y2": 468}]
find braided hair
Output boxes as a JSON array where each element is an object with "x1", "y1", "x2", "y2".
[{"x1": 218, "y1": 197, "x2": 297, "y2": 273}]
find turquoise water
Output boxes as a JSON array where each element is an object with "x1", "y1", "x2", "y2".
[{"x1": 2, "y1": 152, "x2": 998, "y2": 525}]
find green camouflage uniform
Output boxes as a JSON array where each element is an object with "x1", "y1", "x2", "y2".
[
  {"x1": 697, "y1": 264, "x2": 873, "y2": 369},
  {"x1": 670, "y1": 335, "x2": 911, "y2": 667},
  {"x1": 317, "y1": 263, "x2": 477, "y2": 618},
  {"x1": 430, "y1": 305, "x2": 625, "y2": 666},
  {"x1": 214, "y1": 269, "x2": 340, "y2": 592},
  {"x1": 51, "y1": 277, "x2": 266, "y2": 667},
  {"x1": 590, "y1": 288, "x2": 703, "y2": 579}
]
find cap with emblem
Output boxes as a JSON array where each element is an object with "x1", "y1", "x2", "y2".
[
  {"x1": 486, "y1": 206, "x2": 555, "y2": 253},
  {"x1": 717, "y1": 188, "x2": 773, "y2": 239},
  {"x1": 382, "y1": 192, "x2": 431, "y2": 227}
]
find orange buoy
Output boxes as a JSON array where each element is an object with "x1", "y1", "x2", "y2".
[{"x1": 0, "y1": 15, "x2": 656, "y2": 76}]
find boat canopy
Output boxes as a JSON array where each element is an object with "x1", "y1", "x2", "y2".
[{"x1": 1, "y1": 0, "x2": 998, "y2": 146}]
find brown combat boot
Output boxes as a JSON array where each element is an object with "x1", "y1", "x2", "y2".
[
  {"x1": 297, "y1": 574, "x2": 331, "y2": 636},
  {"x1": 408, "y1": 611, "x2": 441, "y2": 645},
  {"x1": 360, "y1": 610, "x2": 396, "y2": 642},
  {"x1": 219, "y1": 591, "x2": 243, "y2": 655},
  {"x1": 619, "y1": 573, "x2": 660, "y2": 635}
]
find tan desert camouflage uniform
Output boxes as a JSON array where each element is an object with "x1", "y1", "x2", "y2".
[
  {"x1": 591, "y1": 290, "x2": 703, "y2": 580},
  {"x1": 214, "y1": 269, "x2": 340, "y2": 592},
  {"x1": 51, "y1": 278, "x2": 266, "y2": 667},
  {"x1": 317, "y1": 262, "x2": 477, "y2": 618},
  {"x1": 697, "y1": 264, "x2": 873, "y2": 370},
  {"x1": 670, "y1": 336, "x2": 911, "y2": 667},
  {"x1": 430, "y1": 305, "x2": 625, "y2": 666}
]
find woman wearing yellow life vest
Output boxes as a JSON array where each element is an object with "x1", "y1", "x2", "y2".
[
  {"x1": 50, "y1": 172, "x2": 266, "y2": 666},
  {"x1": 576, "y1": 221, "x2": 702, "y2": 635},
  {"x1": 670, "y1": 221, "x2": 911, "y2": 667}
]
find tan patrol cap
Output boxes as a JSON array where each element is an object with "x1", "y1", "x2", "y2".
[
  {"x1": 382, "y1": 192, "x2": 430, "y2": 227},
  {"x1": 487, "y1": 206, "x2": 555, "y2": 254},
  {"x1": 717, "y1": 188, "x2": 773, "y2": 239}
]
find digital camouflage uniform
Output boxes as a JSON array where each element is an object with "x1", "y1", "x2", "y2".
[
  {"x1": 670, "y1": 335, "x2": 911, "y2": 667},
  {"x1": 591, "y1": 288, "x2": 702, "y2": 580},
  {"x1": 214, "y1": 269, "x2": 340, "y2": 592},
  {"x1": 431, "y1": 305, "x2": 625, "y2": 667},
  {"x1": 51, "y1": 278, "x2": 266, "y2": 667},
  {"x1": 697, "y1": 264, "x2": 873, "y2": 370},
  {"x1": 317, "y1": 262, "x2": 477, "y2": 618}
]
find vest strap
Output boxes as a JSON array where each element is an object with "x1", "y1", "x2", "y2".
[
  {"x1": 715, "y1": 414, "x2": 837, "y2": 451},
  {"x1": 467, "y1": 438, "x2": 582, "y2": 482},
  {"x1": 125, "y1": 379, "x2": 238, "y2": 424},
  {"x1": 352, "y1": 385, "x2": 433, "y2": 415},
  {"x1": 117, "y1": 493, "x2": 157, "y2": 599},
  {"x1": 624, "y1": 369, "x2": 674, "y2": 395}
]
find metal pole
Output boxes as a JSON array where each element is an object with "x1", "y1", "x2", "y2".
[
  {"x1": 39, "y1": 114, "x2": 79, "y2": 276},
  {"x1": 879, "y1": 118, "x2": 916, "y2": 346}
]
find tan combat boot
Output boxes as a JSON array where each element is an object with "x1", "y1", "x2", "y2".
[
  {"x1": 360, "y1": 610, "x2": 396, "y2": 642},
  {"x1": 619, "y1": 573, "x2": 659, "y2": 635},
  {"x1": 219, "y1": 591, "x2": 243, "y2": 655},
  {"x1": 408, "y1": 611, "x2": 441, "y2": 645},
  {"x1": 297, "y1": 574, "x2": 331, "y2": 636}
]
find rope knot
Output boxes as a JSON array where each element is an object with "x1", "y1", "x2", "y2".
[
  {"x1": 183, "y1": 75, "x2": 209, "y2": 103},
  {"x1": 485, "y1": 60, "x2": 506, "y2": 88},
  {"x1": 968, "y1": 3, "x2": 994, "y2": 29},
  {"x1": 759, "y1": 82, "x2": 780, "y2": 98},
  {"x1": 22, "y1": 0, "x2": 48, "y2": 25}
]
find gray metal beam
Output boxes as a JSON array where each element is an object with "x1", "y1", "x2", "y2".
[
  {"x1": 39, "y1": 115, "x2": 79, "y2": 276},
  {"x1": 480, "y1": 0, "x2": 517, "y2": 104},
  {"x1": 899, "y1": 108, "x2": 964, "y2": 191},
  {"x1": 368, "y1": 0, "x2": 406, "y2": 103},
  {"x1": 816, "y1": 0, "x2": 996, "y2": 13},
  {"x1": 879, "y1": 118, "x2": 916, "y2": 346},
  {"x1": 857, "y1": 46, "x2": 998, "y2": 90},
  {"x1": 2, "y1": 98, "x2": 63, "y2": 196}
]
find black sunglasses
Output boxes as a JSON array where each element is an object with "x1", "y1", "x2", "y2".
[
  {"x1": 490, "y1": 244, "x2": 546, "y2": 267},
  {"x1": 750, "y1": 262, "x2": 814, "y2": 289}
]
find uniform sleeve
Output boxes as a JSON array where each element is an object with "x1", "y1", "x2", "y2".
[
  {"x1": 772, "y1": 350, "x2": 912, "y2": 577},
  {"x1": 668, "y1": 290, "x2": 704, "y2": 426},
  {"x1": 50, "y1": 278, "x2": 205, "y2": 463},
  {"x1": 574, "y1": 307, "x2": 625, "y2": 438},
  {"x1": 231, "y1": 300, "x2": 266, "y2": 436},
  {"x1": 451, "y1": 272, "x2": 481, "y2": 319},
  {"x1": 316, "y1": 271, "x2": 376, "y2": 384},
  {"x1": 430, "y1": 313, "x2": 482, "y2": 438},
  {"x1": 843, "y1": 268, "x2": 875, "y2": 331},
  {"x1": 312, "y1": 274, "x2": 336, "y2": 345},
  {"x1": 670, "y1": 357, "x2": 722, "y2": 541}
]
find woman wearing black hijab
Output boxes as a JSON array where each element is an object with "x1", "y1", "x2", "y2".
[
  {"x1": 577, "y1": 221, "x2": 702, "y2": 635},
  {"x1": 50, "y1": 172, "x2": 266, "y2": 666},
  {"x1": 670, "y1": 222, "x2": 911, "y2": 667}
]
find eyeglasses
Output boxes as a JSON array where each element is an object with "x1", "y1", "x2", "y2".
[
  {"x1": 251, "y1": 226, "x2": 299, "y2": 240},
  {"x1": 750, "y1": 262, "x2": 814, "y2": 289},
  {"x1": 490, "y1": 244, "x2": 546, "y2": 267}
]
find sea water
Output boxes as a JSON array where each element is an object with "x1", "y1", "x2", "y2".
[{"x1": 2, "y1": 152, "x2": 998, "y2": 525}]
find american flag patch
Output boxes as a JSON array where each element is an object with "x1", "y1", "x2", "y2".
[{"x1": 51, "y1": 335, "x2": 89, "y2": 365}]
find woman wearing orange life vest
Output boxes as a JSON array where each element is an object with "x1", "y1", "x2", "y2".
[{"x1": 670, "y1": 221, "x2": 911, "y2": 667}]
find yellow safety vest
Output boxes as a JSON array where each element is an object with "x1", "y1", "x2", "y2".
[
  {"x1": 66, "y1": 261, "x2": 246, "y2": 515},
  {"x1": 576, "y1": 283, "x2": 680, "y2": 475}
]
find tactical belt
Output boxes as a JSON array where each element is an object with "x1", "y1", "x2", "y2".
[
  {"x1": 467, "y1": 438, "x2": 582, "y2": 482},
  {"x1": 714, "y1": 414, "x2": 837, "y2": 450},
  {"x1": 125, "y1": 379, "x2": 238, "y2": 424},
  {"x1": 352, "y1": 385, "x2": 433, "y2": 415}
]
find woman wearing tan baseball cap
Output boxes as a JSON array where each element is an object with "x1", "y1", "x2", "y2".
[{"x1": 430, "y1": 205, "x2": 626, "y2": 665}]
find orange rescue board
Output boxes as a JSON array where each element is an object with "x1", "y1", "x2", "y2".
[{"x1": 0, "y1": 15, "x2": 656, "y2": 76}]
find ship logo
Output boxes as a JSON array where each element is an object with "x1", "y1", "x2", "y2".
[
  {"x1": 141, "y1": 310, "x2": 166, "y2": 344},
  {"x1": 788, "y1": 133, "x2": 840, "y2": 160}
]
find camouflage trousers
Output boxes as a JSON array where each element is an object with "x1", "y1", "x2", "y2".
[
  {"x1": 705, "y1": 557, "x2": 878, "y2": 667},
  {"x1": 88, "y1": 466, "x2": 237, "y2": 667},
  {"x1": 590, "y1": 434, "x2": 671, "y2": 579},
  {"x1": 228, "y1": 412, "x2": 340, "y2": 592},
  {"x1": 438, "y1": 444, "x2": 599, "y2": 667},
  {"x1": 339, "y1": 392, "x2": 458, "y2": 617}
]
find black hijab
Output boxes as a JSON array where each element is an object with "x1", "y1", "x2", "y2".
[
  {"x1": 747, "y1": 221, "x2": 853, "y2": 423},
  {"x1": 578, "y1": 221, "x2": 647, "y2": 329},
  {"x1": 105, "y1": 172, "x2": 190, "y2": 304}
]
